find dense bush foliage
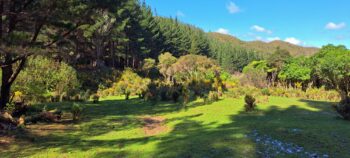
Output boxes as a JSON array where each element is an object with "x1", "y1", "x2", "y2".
[
  {"x1": 12, "y1": 56, "x2": 80, "y2": 103},
  {"x1": 279, "y1": 57, "x2": 312, "y2": 87},
  {"x1": 313, "y1": 45, "x2": 350, "y2": 100},
  {"x1": 241, "y1": 61, "x2": 269, "y2": 88},
  {"x1": 244, "y1": 95, "x2": 257, "y2": 112},
  {"x1": 97, "y1": 54, "x2": 226, "y2": 105},
  {"x1": 98, "y1": 69, "x2": 151, "y2": 100}
]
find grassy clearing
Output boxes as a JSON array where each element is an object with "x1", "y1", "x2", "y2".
[{"x1": 1, "y1": 96, "x2": 350, "y2": 158}]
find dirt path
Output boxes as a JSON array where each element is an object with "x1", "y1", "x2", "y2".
[{"x1": 141, "y1": 116, "x2": 168, "y2": 136}]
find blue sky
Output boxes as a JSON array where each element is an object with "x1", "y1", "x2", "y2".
[{"x1": 145, "y1": 0, "x2": 350, "y2": 48}]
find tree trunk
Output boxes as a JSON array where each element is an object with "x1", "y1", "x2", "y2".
[
  {"x1": 125, "y1": 44, "x2": 128, "y2": 67},
  {"x1": 111, "y1": 41, "x2": 115, "y2": 68},
  {"x1": 132, "y1": 56, "x2": 136, "y2": 69},
  {"x1": 0, "y1": 67, "x2": 12, "y2": 110},
  {"x1": 340, "y1": 90, "x2": 350, "y2": 103},
  {"x1": 0, "y1": 0, "x2": 3, "y2": 40},
  {"x1": 0, "y1": 55, "x2": 27, "y2": 110},
  {"x1": 93, "y1": 39, "x2": 105, "y2": 68}
]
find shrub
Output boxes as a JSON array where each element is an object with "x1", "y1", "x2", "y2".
[
  {"x1": 261, "y1": 88, "x2": 270, "y2": 96},
  {"x1": 144, "y1": 82, "x2": 158, "y2": 102},
  {"x1": 82, "y1": 90, "x2": 91, "y2": 101},
  {"x1": 242, "y1": 61, "x2": 269, "y2": 88},
  {"x1": 91, "y1": 94, "x2": 100, "y2": 103},
  {"x1": 224, "y1": 88, "x2": 241, "y2": 98},
  {"x1": 13, "y1": 56, "x2": 80, "y2": 103},
  {"x1": 72, "y1": 94, "x2": 83, "y2": 102},
  {"x1": 187, "y1": 79, "x2": 212, "y2": 98},
  {"x1": 333, "y1": 101, "x2": 350, "y2": 120},
  {"x1": 170, "y1": 85, "x2": 181, "y2": 103},
  {"x1": 78, "y1": 68, "x2": 120, "y2": 93},
  {"x1": 71, "y1": 103, "x2": 83, "y2": 121},
  {"x1": 208, "y1": 91, "x2": 219, "y2": 102},
  {"x1": 181, "y1": 86, "x2": 191, "y2": 105},
  {"x1": 113, "y1": 69, "x2": 150, "y2": 100},
  {"x1": 244, "y1": 95, "x2": 257, "y2": 112},
  {"x1": 159, "y1": 84, "x2": 171, "y2": 101}
]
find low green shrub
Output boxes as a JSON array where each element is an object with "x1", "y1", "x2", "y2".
[
  {"x1": 244, "y1": 95, "x2": 257, "y2": 112},
  {"x1": 91, "y1": 94, "x2": 100, "y2": 104},
  {"x1": 144, "y1": 82, "x2": 158, "y2": 102},
  {"x1": 71, "y1": 103, "x2": 83, "y2": 121},
  {"x1": 261, "y1": 88, "x2": 270, "y2": 96}
]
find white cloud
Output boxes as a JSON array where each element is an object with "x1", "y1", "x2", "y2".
[
  {"x1": 267, "y1": 37, "x2": 281, "y2": 41},
  {"x1": 251, "y1": 25, "x2": 272, "y2": 34},
  {"x1": 216, "y1": 28, "x2": 230, "y2": 35},
  {"x1": 176, "y1": 11, "x2": 185, "y2": 17},
  {"x1": 227, "y1": 2, "x2": 240, "y2": 14},
  {"x1": 325, "y1": 22, "x2": 346, "y2": 30},
  {"x1": 284, "y1": 37, "x2": 302, "y2": 45}
]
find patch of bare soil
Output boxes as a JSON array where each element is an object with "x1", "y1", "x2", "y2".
[
  {"x1": 141, "y1": 116, "x2": 168, "y2": 136},
  {"x1": 0, "y1": 136, "x2": 13, "y2": 151},
  {"x1": 0, "y1": 135, "x2": 14, "y2": 146},
  {"x1": 26, "y1": 123, "x2": 77, "y2": 136}
]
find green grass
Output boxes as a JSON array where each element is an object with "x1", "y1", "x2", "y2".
[{"x1": 1, "y1": 96, "x2": 350, "y2": 158}]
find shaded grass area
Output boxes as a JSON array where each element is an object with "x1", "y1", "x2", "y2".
[{"x1": 1, "y1": 96, "x2": 350, "y2": 158}]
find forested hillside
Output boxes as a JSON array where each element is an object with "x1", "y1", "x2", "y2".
[{"x1": 208, "y1": 32, "x2": 319, "y2": 56}]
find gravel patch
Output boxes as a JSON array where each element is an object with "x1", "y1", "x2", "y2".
[{"x1": 247, "y1": 130, "x2": 329, "y2": 158}]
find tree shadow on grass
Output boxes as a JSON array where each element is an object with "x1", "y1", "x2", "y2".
[
  {"x1": 1, "y1": 98, "x2": 211, "y2": 157},
  {"x1": 299, "y1": 99, "x2": 337, "y2": 112},
  {"x1": 154, "y1": 119, "x2": 255, "y2": 158},
  {"x1": 155, "y1": 99, "x2": 350, "y2": 157}
]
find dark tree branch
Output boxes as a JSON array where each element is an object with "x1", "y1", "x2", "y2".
[
  {"x1": 8, "y1": 57, "x2": 26, "y2": 85},
  {"x1": 30, "y1": 21, "x2": 45, "y2": 44},
  {"x1": 44, "y1": 24, "x2": 81, "y2": 48}
]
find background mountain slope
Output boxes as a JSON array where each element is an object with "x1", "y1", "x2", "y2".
[{"x1": 208, "y1": 32, "x2": 319, "y2": 56}]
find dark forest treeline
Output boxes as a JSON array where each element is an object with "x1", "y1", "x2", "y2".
[
  {"x1": 46, "y1": 0, "x2": 258, "y2": 71},
  {"x1": 60, "y1": 0, "x2": 213, "y2": 69}
]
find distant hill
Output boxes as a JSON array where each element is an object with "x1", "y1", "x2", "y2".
[{"x1": 208, "y1": 32, "x2": 319, "y2": 56}]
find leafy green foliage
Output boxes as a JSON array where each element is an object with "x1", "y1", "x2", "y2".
[
  {"x1": 207, "y1": 91, "x2": 219, "y2": 103},
  {"x1": 311, "y1": 45, "x2": 350, "y2": 119},
  {"x1": 142, "y1": 58, "x2": 156, "y2": 77},
  {"x1": 279, "y1": 57, "x2": 312, "y2": 83},
  {"x1": 157, "y1": 52, "x2": 177, "y2": 82},
  {"x1": 313, "y1": 45, "x2": 350, "y2": 98},
  {"x1": 242, "y1": 60, "x2": 269, "y2": 88},
  {"x1": 110, "y1": 69, "x2": 150, "y2": 100},
  {"x1": 171, "y1": 54, "x2": 219, "y2": 83},
  {"x1": 13, "y1": 56, "x2": 80, "y2": 103}
]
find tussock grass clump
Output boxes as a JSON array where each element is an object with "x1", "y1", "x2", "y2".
[{"x1": 244, "y1": 95, "x2": 257, "y2": 112}]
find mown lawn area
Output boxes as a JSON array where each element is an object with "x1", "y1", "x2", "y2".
[{"x1": 1, "y1": 96, "x2": 350, "y2": 158}]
